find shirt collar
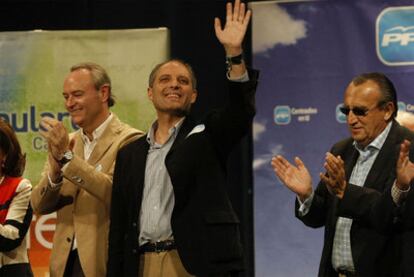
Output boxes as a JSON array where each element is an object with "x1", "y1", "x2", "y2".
[
  {"x1": 146, "y1": 117, "x2": 185, "y2": 146},
  {"x1": 353, "y1": 121, "x2": 392, "y2": 152},
  {"x1": 80, "y1": 113, "x2": 113, "y2": 144}
]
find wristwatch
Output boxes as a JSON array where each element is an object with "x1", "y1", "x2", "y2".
[
  {"x1": 59, "y1": 150, "x2": 73, "y2": 165},
  {"x1": 226, "y1": 53, "x2": 244, "y2": 71}
]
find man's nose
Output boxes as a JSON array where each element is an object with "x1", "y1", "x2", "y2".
[
  {"x1": 65, "y1": 95, "x2": 75, "y2": 108},
  {"x1": 170, "y1": 79, "x2": 180, "y2": 88},
  {"x1": 347, "y1": 112, "x2": 358, "y2": 125}
]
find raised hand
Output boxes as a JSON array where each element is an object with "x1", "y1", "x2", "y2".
[
  {"x1": 321, "y1": 153, "x2": 347, "y2": 199},
  {"x1": 271, "y1": 155, "x2": 313, "y2": 201},
  {"x1": 396, "y1": 139, "x2": 414, "y2": 190},
  {"x1": 39, "y1": 117, "x2": 70, "y2": 162},
  {"x1": 214, "y1": 0, "x2": 252, "y2": 56}
]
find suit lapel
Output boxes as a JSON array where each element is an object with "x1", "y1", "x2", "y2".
[
  {"x1": 344, "y1": 145, "x2": 359, "y2": 182},
  {"x1": 169, "y1": 117, "x2": 195, "y2": 154},
  {"x1": 72, "y1": 131, "x2": 85, "y2": 160},
  {"x1": 131, "y1": 137, "x2": 150, "y2": 218},
  {"x1": 364, "y1": 122, "x2": 401, "y2": 189},
  {"x1": 87, "y1": 115, "x2": 121, "y2": 165}
]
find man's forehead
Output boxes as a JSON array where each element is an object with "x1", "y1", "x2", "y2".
[
  {"x1": 345, "y1": 81, "x2": 381, "y2": 99},
  {"x1": 64, "y1": 69, "x2": 94, "y2": 89},
  {"x1": 157, "y1": 61, "x2": 191, "y2": 76}
]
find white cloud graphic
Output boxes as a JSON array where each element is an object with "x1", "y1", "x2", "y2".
[
  {"x1": 251, "y1": 2, "x2": 307, "y2": 54},
  {"x1": 253, "y1": 144, "x2": 285, "y2": 170},
  {"x1": 253, "y1": 121, "x2": 266, "y2": 141},
  {"x1": 253, "y1": 157, "x2": 270, "y2": 170}
]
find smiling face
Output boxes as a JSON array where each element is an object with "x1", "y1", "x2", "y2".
[
  {"x1": 63, "y1": 68, "x2": 110, "y2": 133},
  {"x1": 343, "y1": 80, "x2": 394, "y2": 148},
  {"x1": 147, "y1": 61, "x2": 197, "y2": 118}
]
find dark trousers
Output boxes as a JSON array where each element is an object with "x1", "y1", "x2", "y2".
[{"x1": 64, "y1": 249, "x2": 85, "y2": 277}]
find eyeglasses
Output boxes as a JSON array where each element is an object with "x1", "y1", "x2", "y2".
[{"x1": 339, "y1": 103, "x2": 384, "y2": 117}]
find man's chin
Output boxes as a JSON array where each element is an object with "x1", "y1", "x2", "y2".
[
  {"x1": 160, "y1": 107, "x2": 190, "y2": 117},
  {"x1": 70, "y1": 118, "x2": 84, "y2": 128}
]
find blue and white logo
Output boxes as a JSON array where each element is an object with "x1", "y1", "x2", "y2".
[
  {"x1": 336, "y1": 104, "x2": 347, "y2": 124},
  {"x1": 377, "y1": 6, "x2": 414, "y2": 65},
  {"x1": 274, "y1": 105, "x2": 291, "y2": 125}
]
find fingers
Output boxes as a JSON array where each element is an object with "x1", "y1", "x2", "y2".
[
  {"x1": 324, "y1": 153, "x2": 344, "y2": 176},
  {"x1": 214, "y1": 17, "x2": 222, "y2": 35},
  {"x1": 226, "y1": 2, "x2": 233, "y2": 23},
  {"x1": 233, "y1": 0, "x2": 240, "y2": 22},
  {"x1": 294, "y1": 156, "x2": 305, "y2": 169},
  {"x1": 41, "y1": 116, "x2": 59, "y2": 126},
  {"x1": 320, "y1": 172, "x2": 345, "y2": 198},
  {"x1": 39, "y1": 117, "x2": 69, "y2": 151},
  {"x1": 320, "y1": 173, "x2": 333, "y2": 188},
  {"x1": 398, "y1": 140, "x2": 411, "y2": 168},
  {"x1": 243, "y1": 9, "x2": 252, "y2": 27},
  {"x1": 401, "y1": 140, "x2": 411, "y2": 156},
  {"x1": 226, "y1": 0, "x2": 250, "y2": 24},
  {"x1": 271, "y1": 155, "x2": 291, "y2": 172},
  {"x1": 271, "y1": 155, "x2": 291, "y2": 181}
]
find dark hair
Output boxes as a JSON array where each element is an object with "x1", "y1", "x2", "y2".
[
  {"x1": 71, "y1": 62, "x2": 115, "y2": 107},
  {"x1": 0, "y1": 119, "x2": 25, "y2": 177},
  {"x1": 351, "y1": 72, "x2": 398, "y2": 118},
  {"x1": 148, "y1": 59, "x2": 197, "y2": 89}
]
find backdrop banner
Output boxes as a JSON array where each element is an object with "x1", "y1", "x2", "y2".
[
  {"x1": 251, "y1": 1, "x2": 414, "y2": 276},
  {"x1": 0, "y1": 28, "x2": 169, "y2": 276}
]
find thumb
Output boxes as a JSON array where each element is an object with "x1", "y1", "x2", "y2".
[{"x1": 214, "y1": 17, "x2": 222, "y2": 36}]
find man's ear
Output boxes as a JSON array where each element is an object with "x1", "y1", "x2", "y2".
[
  {"x1": 384, "y1": 102, "x2": 394, "y2": 121},
  {"x1": 191, "y1": 89, "x2": 198, "y2": 104},
  {"x1": 100, "y1": 85, "x2": 110, "y2": 103},
  {"x1": 147, "y1": 87, "x2": 153, "y2": 101}
]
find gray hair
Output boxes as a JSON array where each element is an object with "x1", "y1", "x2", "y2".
[{"x1": 70, "y1": 62, "x2": 115, "y2": 107}]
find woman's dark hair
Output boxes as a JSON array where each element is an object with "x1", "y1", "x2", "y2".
[{"x1": 0, "y1": 119, "x2": 25, "y2": 177}]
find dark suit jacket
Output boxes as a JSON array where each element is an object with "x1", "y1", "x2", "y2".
[
  {"x1": 107, "y1": 69, "x2": 259, "y2": 277},
  {"x1": 296, "y1": 121, "x2": 411, "y2": 277},
  {"x1": 336, "y1": 123, "x2": 414, "y2": 276}
]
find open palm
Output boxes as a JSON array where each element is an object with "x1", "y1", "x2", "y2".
[
  {"x1": 214, "y1": 0, "x2": 251, "y2": 55},
  {"x1": 271, "y1": 155, "x2": 313, "y2": 200}
]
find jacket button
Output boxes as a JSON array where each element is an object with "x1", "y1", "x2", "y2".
[
  {"x1": 72, "y1": 176, "x2": 83, "y2": 183},
  {"x1": 66, "y1": 237, "x2": 71, "y2": 243},
  {"x1": 132, "y1": 222, "x2": 137, "y2": 227},
  {"x1": 132, "y1": 249, "x2": 137, "y2": 254}
]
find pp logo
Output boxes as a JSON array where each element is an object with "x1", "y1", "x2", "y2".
[
  {"x1": 377, "y1": 6, "x2": 414, "y2": 65},
  {"x1": 336, "y1": 104, "x2": 346, "y2": 124},
  {"x1": 274, "y1": 106, "x2": 291, "y2": 125}
]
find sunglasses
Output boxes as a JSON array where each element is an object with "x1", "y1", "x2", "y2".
[
  {"x1": 339, "y1": 106, "x2": 370, "y2": 116},
  {"x1": 339, "y1": 102, "x2": 386, "y2": 117}
]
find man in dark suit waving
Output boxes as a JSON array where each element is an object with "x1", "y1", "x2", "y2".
[
  {"x1": 107, "y1": 1, "x2": 258, "y2": 276},
  {"x1": 272, "y1": 72, "x2": 406, "y2": 277}
]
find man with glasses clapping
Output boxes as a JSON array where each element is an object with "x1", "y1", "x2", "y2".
[{"x1": 271, "y1": 72, "x2": 413, "y2": 277}]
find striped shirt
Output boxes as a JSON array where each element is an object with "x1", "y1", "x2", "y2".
[
  {"x1": 139, "y1": 119, "x2": 184, "y2": 245},
  {"x1": 331, "y1": 122, "x2": 392, "y2": 272}
]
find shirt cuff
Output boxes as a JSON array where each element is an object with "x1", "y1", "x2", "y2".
[
  {"x1": 297, "y1": 191, "x2": 314, "y2": 216},
  {"x1": 391, "y1": 180, "x2": 410, "y2": 206},
  {"x1": 227, "y1": 70, "x2": 249, "y2": 82},
  {"x1": 47, "y1": 172, "x2": 63, "y2": 189}
]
